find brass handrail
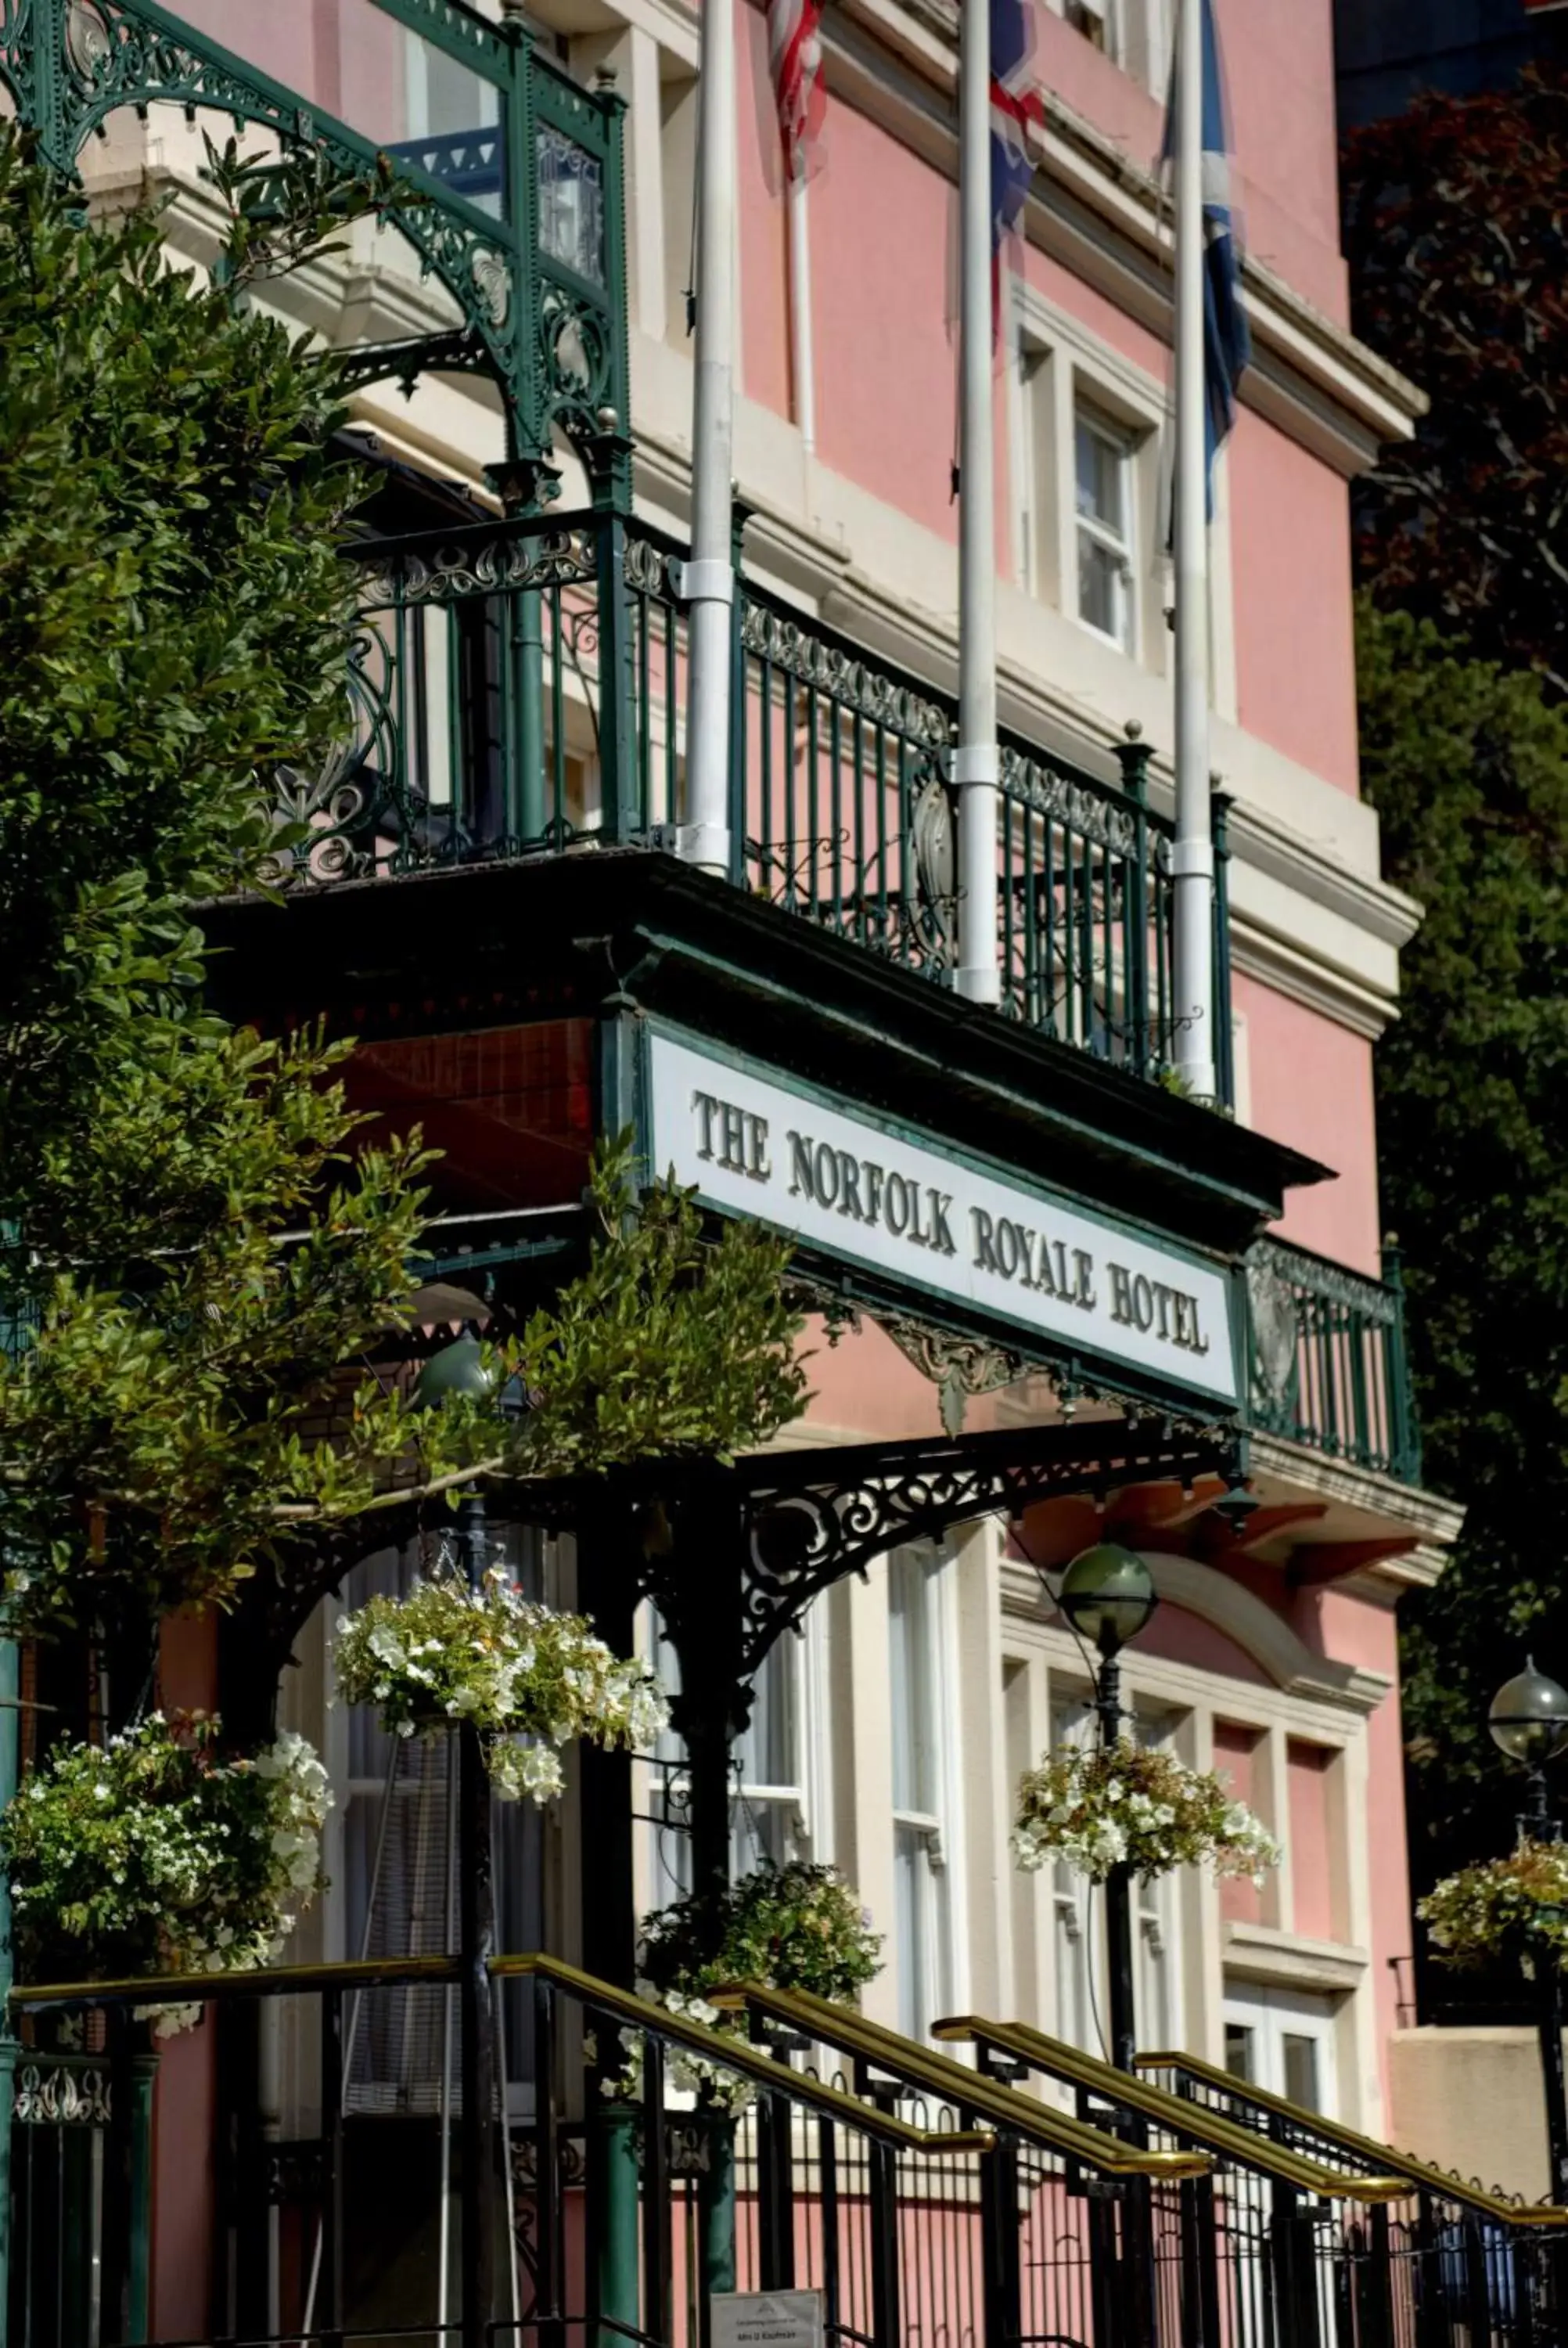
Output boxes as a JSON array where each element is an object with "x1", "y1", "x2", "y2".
[
  {"x1": 1135, "y1": 2047, "x2": 1568, "y2": 2227},
  {"x1": 934, "y1": 2016, "x2": 1404, "y2": 2203},
  {"x1": 9, "y1": 1952, "x2": 460, "y2": 2009},
  {"x1": 9, "y1": 1952, "x2": 988, "y2": 2159},
  {"x1": 493, "y1": 1956, "x2": 992, "y2": 2155},
  {"x1": 709, "y1": 1982, "x2": 1210, "y2": 2181}
]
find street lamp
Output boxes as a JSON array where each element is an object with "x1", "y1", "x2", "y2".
[
  {"x1": 1488, "y1": 1658, "x2": 1568, "y2": 2204},
  {"x1": 1056, "y1": 1542, "x2": 1159, "y2": 2074}
]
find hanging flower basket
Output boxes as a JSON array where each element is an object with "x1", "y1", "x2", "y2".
[
  {"x1": 1012, "y1": 1740, "x2": 1281, "y2": 1885},
  {"x1": 1419, "y1": 1840, "x2": 1568, "y2": 1975},
  {"x1": 0, "y1": 1712, "x2": 330, "y2": 2033},
  {"x1": 333, "y1": 1568, "x2": 669, "y2": 1803},
  {"x1": 608, "y1": 1861, "x2": 883, "y2": 2116}
]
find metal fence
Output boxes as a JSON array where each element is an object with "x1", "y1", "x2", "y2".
[
  {"x1": 1246, "y1": 1237, "x2": 1421, "y2": 1482},
  {"x1": 264, "y1": 508, "x2": 1231, "y2": 1097},
  {"x1": 1137, "y1": 2048, "x2": 1568, "y2": 2348},
  {"x1": 7, "y1": 1950, "x2": 1203, "y2": 2348}
]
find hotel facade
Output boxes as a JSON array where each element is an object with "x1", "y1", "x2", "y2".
[{"x1": 0, "y1": 2, "x2": 1500, "y2": 2342}]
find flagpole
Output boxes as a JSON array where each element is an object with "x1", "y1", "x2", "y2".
[
  {"x1": 788, "y1": 172, "x2": 816, "y2": 455},
  {"x1": 955, "y1": 0, "x2": 1000, "y2": 1007},
  {"x1": 1172, "y1": 0, "x2": 1214, "y2": 1099},
  {"x1": 682, "y1": 0, "x2": 737, "y2": 875}
]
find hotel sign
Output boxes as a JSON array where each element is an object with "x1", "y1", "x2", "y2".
[{"x1": 646, "y1": 1029, "x2": 1239, "y2": 1406}]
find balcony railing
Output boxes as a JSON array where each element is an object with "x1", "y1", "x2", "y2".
[
  {"x1": 1246, "y1": 1238, "x2": 1421, "y2": 1483},
  {"x1": 270, "y1": 505, "x2": 1232, "y2": 1097}
]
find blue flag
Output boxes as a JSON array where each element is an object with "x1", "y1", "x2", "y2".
[{"x1": 1162, "y1": 0, "x2": 1250, "y2": 513}]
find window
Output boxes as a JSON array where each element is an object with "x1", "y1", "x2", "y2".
[
  {"x1": 1066, "y1": 0, "x2": 1111, "y2": 51},
  {"x1": 1132, "y1": 1712, "x2": 1182, "y2": 2049},
  {"x1": 644, "y1": 1610, "x2": 822, "y2": 1909},
  {"x1": 1223, "y1": 1986, "x2": 1340, "y2": 2117},
  {"x1": 1049, "y1": 1697, "x2": 1097, "y2": 2054},
  {"x1": 335, "y1": 1527, "x2": 546, "y2": 2118},
  {"x1": 889, "y1": 1548, "x2": 958, "y2": 2040},
  {"x1": 1074, "y1": 404, "x2": 1136, "y2": 651},
  {"x1": 1054, "y1": 0, "x2": 1171, "y2": 89}
]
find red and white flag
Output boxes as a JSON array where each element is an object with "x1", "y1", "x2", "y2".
[{"x1": 767, "y1": 0, "x2": 826, "y2": 182}]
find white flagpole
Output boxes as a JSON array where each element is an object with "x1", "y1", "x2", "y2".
[
  {"x1": 682, "y1": 0, "x2": 737, "y2": 874},
  {"x1": 955, "y1": 0, "x2": 1001, "y2": 1007},
  {"x1": 1171, "y1": 0, "x2": 1214, "y2": 1099},
  {"x1": 788, "y1": 171, "x2": 816, "y2": 454}
]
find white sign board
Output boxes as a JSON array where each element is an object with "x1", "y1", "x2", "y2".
[
  {"x1": 710, "y1": 2291, "x2": 825, "y2": 2348},
  {"x1": 646, "y1": 1028, "x2": 1238, "y2": 1405}
]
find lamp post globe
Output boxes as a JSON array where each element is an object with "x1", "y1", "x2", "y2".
[
  {"x1": 1488, "y1": 1658, "x2": 1568, "y2": 1771},
  {"x1": 413, "y1": 1333, "x2": 497, "y2": 1413},
  {"x1": 1056, "y1": 1541, "x2": 1159, "y2": 1662}
]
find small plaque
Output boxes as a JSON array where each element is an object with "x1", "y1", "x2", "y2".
[{"x1": 710, "y1": 2290, "x2": 825, "y2": 2348}]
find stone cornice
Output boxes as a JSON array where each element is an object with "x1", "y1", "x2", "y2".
[
  {"x1": 830, "y1": 0, "x2": 1426, "y2": 477},
  {"x1": 1246, "y1": 1431, "x2": 1463, "y2": 1596}
]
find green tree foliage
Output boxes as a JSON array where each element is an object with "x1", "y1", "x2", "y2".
[
  {"x1": 1342, "y1": 69, "x2": 1568, "y2": 696},
  {"x1": 0, "y1": 134, "x2": 809, "y2": 1663},
  {"x1": 0, "y1": 130, "x2": 469, "y2": 1647},
  {"x1": 1356, "y1": 600, "x2": 1568, "y2": 1887},
  {"x1": 511, "y1": 1140, "x2": 810, "y2": 1478}
]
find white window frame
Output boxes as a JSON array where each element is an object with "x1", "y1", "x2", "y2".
[
  {"x1": 1074, "y1": 401, "x2": 1138, "y2": 655},
  {"x1": 888, "y1": 1543, "x2": 966, "y2": 2043},
  {"x1": 639, "y1": 1601, "x2": 829, "y2": 1911},
  {"x1": 1008, "y1": 288, "x2": 1183, "y2": 681},
  {"x1": 1223, "y1": 1984, "x2": 1341, "y2": 2118},
  {"x1": 1045, "y1": 0, "x2": 1172, "y2": 92}
]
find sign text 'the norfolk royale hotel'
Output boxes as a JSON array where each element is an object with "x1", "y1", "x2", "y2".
[{"x1": 646, "y1": 1032, "x2": 1238, "y2": 1405}]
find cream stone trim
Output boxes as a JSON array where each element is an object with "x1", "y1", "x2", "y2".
[
  {"x1": 1246, "y1": 1435, "x2": 1465, "y2": 1587},
  {"x1": 1000, "y1": 1556, "x2": 1390, "y2": 1719},
  {"x1": 1222, "y1": 1921, "x2": 1370, "y2": 1997}
]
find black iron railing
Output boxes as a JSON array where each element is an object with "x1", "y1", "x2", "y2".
[
  {"x1": 1138, "y1": 2047, "x2": 1568, "y2": 2348},
  {"x1": 6, "y1": 1950, "x2": 1198, "y2": 2348},
  {"x1": 1246, "y1": 1237, "x2": 1421, "y2": 1482},
  {"x1": 273, "y1": 508, "x2": 1232, "y2": 1097}
]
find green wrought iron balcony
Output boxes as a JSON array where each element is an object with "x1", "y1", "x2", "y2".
[
  {"x1": 1, "y1": 0, "x2": 631, "y2": 488},
  {"x1": 267, "y1": 502, "x2": 1236, "y2": 1100},
  {"x1": 1246, "y1": 1237, "x2": 1421, "y2": 1484}
]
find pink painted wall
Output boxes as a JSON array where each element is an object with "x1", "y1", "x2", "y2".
[
  {"x1": 1286, "y1": 1740, "x2": 1335, "y2": 1943},
  {"x1": 1138, "y1": 1600, "x2": 1271, "y2": 1691},
  {"x1": 1027, "y1": 0, "x2": 1348, "y2": 327},
  {"x1": 1213, "y1": 1721, "x2": 1264, "y2": 1926},
  {"x1": 1228, "y1": 412, "x2": 1361, "y2": 792},
  {"x1": 1291, "y1": 1587, "x2": 1412, "y2": 2103},
  {"x1": 800, "y1": 100, "x2": 962, "y2": 542},
  {"x1": 1235, "y1": 974, "x2": 1381, "y2": 1274}
]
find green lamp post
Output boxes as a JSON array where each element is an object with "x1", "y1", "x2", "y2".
[{"x1": 1056, "y1": 1542, "x2": 1160, "y2": 2075}]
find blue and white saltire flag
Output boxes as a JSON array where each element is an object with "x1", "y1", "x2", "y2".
[
  {"x1": 991, "y1": 0, "x2": 1044, "y2": 338},
  {"x1": 1161, "y1": 0, "x2": 1250, "y2": 513}
]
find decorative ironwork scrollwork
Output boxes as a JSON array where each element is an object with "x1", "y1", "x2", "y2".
[
  {"x1": 260, "y1": 614, "x2": 399, "y2": 888},
  {"x1": 14, "y1": 2062, "x2": 112, "y2": 2125},
  {"x1": 739, "y1": 601, "x2": 951, "y2": 751},
  {"x1": 999, "y1": 745, "x2": 1142, "y2": 859},
  {"x1": 879, "y1": 1313, "x2": 1030, "y2": 1437}
]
